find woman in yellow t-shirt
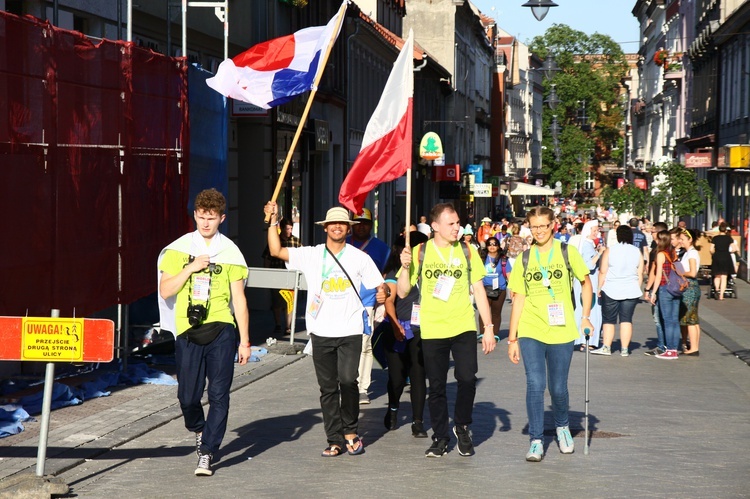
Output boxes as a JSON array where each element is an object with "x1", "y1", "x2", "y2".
[{"x1": 506, "y1": 206, "x2": 593, "y2": 463}]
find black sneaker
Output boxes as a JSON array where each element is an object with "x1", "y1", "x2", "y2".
[
  {"x1": 195, "y1": 431, "x2": 202, "y2": 456},
  {"x1": 425, "y1": 437, "x2": 449, "y2": 457},
  {"x1": 411, "y1": 420, "x2": 428, "y2": 438},
  {"x1": 194, "y1": 452, "x2": 213, "y2": 476},
  {"x1": 384, "y1": 408, "x2": 398, "y2": 431},
  {"x1": 644, "y1": 347, "x2": 665, "y2": 356},
  {"x1": 453, "y1": 425, "x2": 475, "y2": 456}
]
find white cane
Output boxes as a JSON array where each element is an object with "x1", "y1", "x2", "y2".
[{"x1": 584, "y1": 327, "x2": 591, "y2": 455}]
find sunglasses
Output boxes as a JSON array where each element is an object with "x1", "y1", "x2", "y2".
[{"x1": 487, "y1": 243, "x2": 498, "y2": 247}]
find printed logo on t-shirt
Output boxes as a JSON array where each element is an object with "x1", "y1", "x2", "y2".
[
  {"x1": 425, "y1": 267, "x2": 463, "y2": 280},
  {"x1": 322, "y1": 276, "x2": 353, "y2": 295}
]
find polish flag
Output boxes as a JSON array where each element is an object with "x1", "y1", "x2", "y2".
[
  {"x1": 339, "y1": 30, "x2": 414, "y2": 215},
  {"x1": 206, "y1": 1, "x2": 346, "y2": 109}
]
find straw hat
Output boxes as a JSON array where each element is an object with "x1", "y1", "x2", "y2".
[{"x1": 315, "y1": 207, "x2": 358, "y2": 225}]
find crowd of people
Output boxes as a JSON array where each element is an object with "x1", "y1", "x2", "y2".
[{"x1": 160, "y1": 188, "x2": 741, "y2": 475}]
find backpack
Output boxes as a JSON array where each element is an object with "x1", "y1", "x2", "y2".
[
  {"x1": 415, "y1": 240, "x2": 472, "y2": 294},
  {"x1": 500, "y1": 258, "x2": 509, "y2": 281},
  {"x1": 520, "y1": 240, "x2": 576, "y2": 308}
]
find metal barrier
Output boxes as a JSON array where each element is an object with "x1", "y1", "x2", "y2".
[{"x1": 246, "y1": 268, "x2": 307, "y2": 344}]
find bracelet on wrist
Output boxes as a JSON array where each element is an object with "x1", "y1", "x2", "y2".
[
  {"x1": 269, "y1": 221, "x2": 279, "y2": 227},
  {"x1": 507, "y1": 338, "x2": 518, "y2": 344},
  {"x1": 239, "y1": 343, "x2": 251, "y2": 348},
  {"x1": 483, "y1": 324, "x2": 494, "y2": 328},
  {"x1": 582, "y1": 316, "x2": 591, "y2": 319}
]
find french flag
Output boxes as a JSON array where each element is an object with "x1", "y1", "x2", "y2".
[
  {"x1": 339, "y1": 30, "x2": 414, "y2": 215},
  {"x1": 206, "y1": 1, "x2": 346, "y2": 109}
]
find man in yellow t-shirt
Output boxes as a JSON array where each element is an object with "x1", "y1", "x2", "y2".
[
  {"x1": 397, "y1": 203, "x2": 496, "y2": 458},
  {"x1": 158, "y1": 188, "x2": 250, "y2": 477}
]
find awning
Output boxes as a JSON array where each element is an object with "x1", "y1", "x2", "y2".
[{"x1": 510, "y1": 182, "x2": 555, "y2": 196}]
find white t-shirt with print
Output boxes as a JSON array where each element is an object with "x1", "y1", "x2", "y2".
[{"x1": 286, "y1": 244, "x2": 384, "y2": 338}]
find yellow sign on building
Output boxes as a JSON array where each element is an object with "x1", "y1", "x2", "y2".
[
  {"x1": 21, "y1": 317, "x2": 84, "y2": 361},
  {"x1": 419, "y1": 132, "x2": 444, "y2": 160}
]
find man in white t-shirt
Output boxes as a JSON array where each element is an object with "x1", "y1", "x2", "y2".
[{"x1": 264, "y1": 202, "x2": 384, "y2": 457}]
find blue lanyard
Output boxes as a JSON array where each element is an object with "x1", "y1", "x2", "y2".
[{"x1": 535, "y1": 246, "x2": 555, "y2": 299}]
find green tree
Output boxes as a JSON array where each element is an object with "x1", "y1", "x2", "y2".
[
  {"x1": 530, "y1": 25, "x2": 629, "y2": 197},
  {"x1": 651, "y1": 162, "x2": 717, "y2": 220},
  {"x1": 602, "y1": 182, "x2": 650, "y2": 217}
]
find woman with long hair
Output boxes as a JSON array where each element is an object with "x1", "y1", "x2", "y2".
[
  {"x1": 675, "y1": 228, "x2": 701, "y2": 355},
  {"x1": 507, "y1": 206, "x2": 593, "y2": 462},
  {"x1": 479, "y1": 237, "x2": 512, "y2": 341},
  {"x1": 649, "y1": 230, "x2": 681, "y2": 359},
  {"x1": 380, "y1": 232, "x2": 429, "y2": 436}
]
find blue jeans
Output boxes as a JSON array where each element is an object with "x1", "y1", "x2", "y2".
[
  {"x1": 657, "y1": 288, "x2": 681, "y2": 351},
  {"x1": 652, "y1": 303, "x2": 665, "y2": 350},
  {"x1": 175, "y1": 324, "x2": 237, "y2": 455},
  {"x1": 519, "y1": 338, "x2": 574, "y2": 441}
]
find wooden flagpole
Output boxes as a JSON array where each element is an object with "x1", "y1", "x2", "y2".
[
  {"x1": 265, "y1": 0, "x2": 349, "y2": 222},
  {"x1": 405, "y1": 168, "x2": 412, "y2": 248}
]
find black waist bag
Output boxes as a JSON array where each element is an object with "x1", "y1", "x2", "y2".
[{"x1": 185, "y1": 322, "x2": 227, "y2": 345}]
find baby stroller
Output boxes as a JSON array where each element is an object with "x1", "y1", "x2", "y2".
[{"x1": 708, "y1": 275, "x2": 738, "y2": 299}]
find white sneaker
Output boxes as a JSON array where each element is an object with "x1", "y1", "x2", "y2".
[
  {"x1": 620, "y1": 348, "x2": 630, "y2": 357},
  {"x1": 590, "y1": 345, "x2": 611, "y2": 356},
  {"x1": 526, "y1": 439, "x2": 544, "y2": 462},
  {"x1": 556, "y1": 426, "x2": 575, "y2": 454}
]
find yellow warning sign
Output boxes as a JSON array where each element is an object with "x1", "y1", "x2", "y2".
[{"x1": 21, "y1": 317, "x2": 84, "y2": 362}]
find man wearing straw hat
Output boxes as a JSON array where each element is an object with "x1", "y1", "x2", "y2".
[{"x1": 264, "y1": 202, "x2": 384, "y2": 457}]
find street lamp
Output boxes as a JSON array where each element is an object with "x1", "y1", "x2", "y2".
[
  {"x1": 522, "y1": 0, "x2": 559, "y2": 22},
  {"x1": 545, "y1": 83, "x2": 560, "y2": 110},
  {"x1": 541, "y1": 53, "x2": 560, "y2": 80}
]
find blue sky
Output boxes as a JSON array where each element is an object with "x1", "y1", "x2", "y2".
[{"x1": 471, "y1": 0, "x2": 642, "y2": 53}]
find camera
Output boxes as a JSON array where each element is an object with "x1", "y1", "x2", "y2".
[{"x1": 186, "y1": 303, "x2": 208, "y2": 327}]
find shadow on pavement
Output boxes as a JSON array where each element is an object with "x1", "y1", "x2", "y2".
[{"x1": 216, "y1": 408, "x2": 322, "y2": 469}]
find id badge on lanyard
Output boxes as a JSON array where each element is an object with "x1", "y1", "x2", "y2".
[
  {"x1": 547, "y1": 302, "x2": 566, "y2": 326},
  {"x1": 432, "y1": 275, "x2": 456, "y2": 301},
  {"x1": 308, "y1": 293, "x2": 324, "y2": 319},
  {"x1": 410, "y1": 303, "x2": 421, "y2": 326},
  {"x1": 192, "y1": 274, "x2": 211, "y2": 301}
]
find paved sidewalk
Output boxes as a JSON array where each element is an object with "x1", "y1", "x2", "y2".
[{"x1": 3, "y1": 281, "x2": 750, "y2": 497}]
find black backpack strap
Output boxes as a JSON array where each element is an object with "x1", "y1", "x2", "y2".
[{"x1": 521, "y1": 248, "x2": 531, "y2": 295}]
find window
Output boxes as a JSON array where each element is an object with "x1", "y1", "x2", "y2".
[{"x1": 584, "y1": 171, "x2": 595, "y2": 191}]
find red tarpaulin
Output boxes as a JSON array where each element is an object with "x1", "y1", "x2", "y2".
[{"x1": 0, "y1": 11, "x2": 190, "y2": 316}]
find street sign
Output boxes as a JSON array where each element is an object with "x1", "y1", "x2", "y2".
[
  {"x1": 419, "y1": 132, "x2": 444, "y2": 160},
  {"x1": 466, "y1": 164, "x2": 483, "y2": 183},
  {"x1": 474, "y1": 183, "x2": 493, "y2": 197},
  {"x1": 0, "y1": 316, "x2": 115, "y2": 362}
]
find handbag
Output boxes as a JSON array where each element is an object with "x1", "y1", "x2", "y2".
[
  {"x1": 326, "y1": 246, "x2": 373, "y2": 335},
  {"x1": 484, "y1": 285, "x2": 500, "y2": 299},
  {"x1": 664, "y1": 252, "x2": 689, "y2": 297}
]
